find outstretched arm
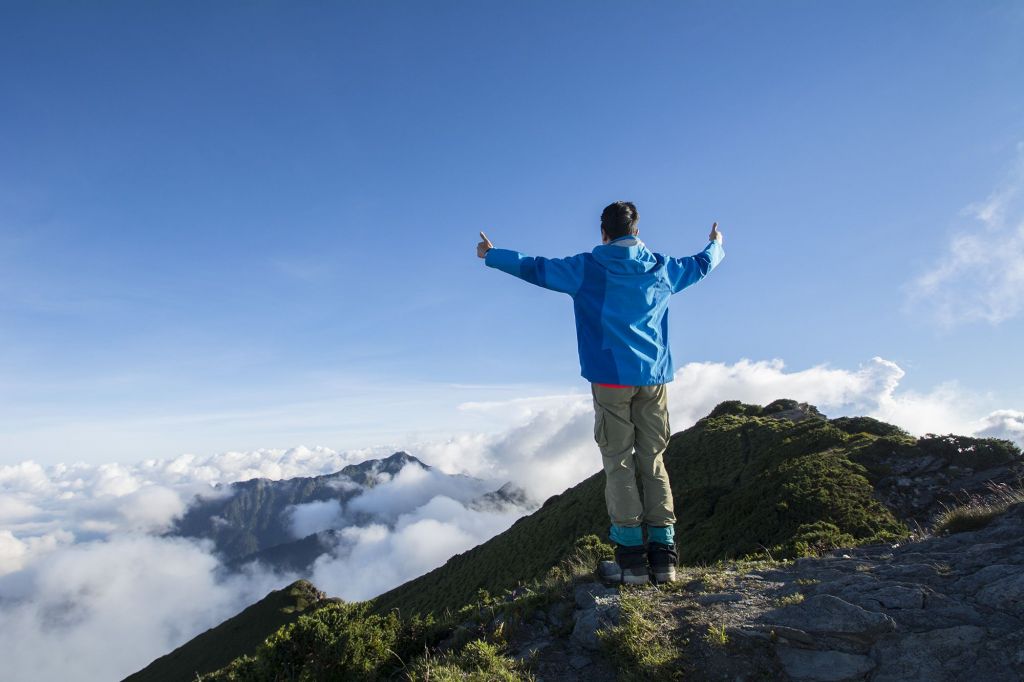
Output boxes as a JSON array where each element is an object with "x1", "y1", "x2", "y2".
[
  {"x1": 664, "y1": 222, "x2": 725, "y2": 293},
  {"x1": 477, "y1": 231, "x2": 585, "y2": 295}
]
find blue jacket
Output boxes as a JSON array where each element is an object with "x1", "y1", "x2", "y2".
[{"x1": 485, "y1": 236, "x2": 724, "y2": 386}]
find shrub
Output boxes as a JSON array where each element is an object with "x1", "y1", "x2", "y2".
[
  {"x1": 785, "y1": 520, "x2": 857, "y2": 558},
  {"x1": 203, "y1": 602, "x2": 404, "y2": 681},
  {"x1": 830, "y1": 416, "x2": 908, "y2": 438},
  {"x1": 707, "y1": 400, "x2": 763, "y2": 419},
  {"x1": 917, "y1": 435, "x2": 1020, "y2": 470}
]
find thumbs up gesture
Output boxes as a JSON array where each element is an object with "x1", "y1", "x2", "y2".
[
  {"x1": 477, "y1": 231, "x2": 494, "y2": 259},
  {"x1": 709, "y1": 222, "x2": 723, "y2": 244}
]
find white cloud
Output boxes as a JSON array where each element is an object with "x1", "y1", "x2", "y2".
[
  {"x1": 909, "y1": 145, "x2": 1024, "y2": 325},
  {"x1": 115, "y1": 486, "x2": 188, "y2": 534},
  {"x1": 662, "y1": 357, "x2": 987, "y2": 438},
  {"x1": 974, "y1": 410, "x2": 1024, "y2": 446},
  {"x1": 309, "y1": 495, "x2": 522, "y2": 601},
  {"x1": 0, "y1": 531, "x2": 28, "y2": 575},
  {"x1": 346, "y1": 462, "x2": 494, "y2": 523},
  {"x1": 0, "y1": 534, "x2": 287, "y2": 682},
  {"x1": 0, "y1": 495, "x2": 41, "y2": 524},
  {"x1": 287, "y1": 499, "x2": 344, "y2": 539}
]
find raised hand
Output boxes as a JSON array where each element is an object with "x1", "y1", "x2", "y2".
[
  {"x1": 477, "y1": 231, "x2": 494, "y2": 259},
  {"x1": 709, "y1": 222, "x2": 723, "y2": 243}
]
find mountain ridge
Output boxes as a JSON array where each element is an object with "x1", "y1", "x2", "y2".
[{"x1": 169, "y1": 450, "x2": 531, "y2": 574}]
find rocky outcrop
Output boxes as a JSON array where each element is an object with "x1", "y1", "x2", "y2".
[
  {"x1": 496, "y1": 502, "x2": 1024, "y2": 681},
  {"x1": 855, "y1": 434, "x2": 1023, "y2": 527}
]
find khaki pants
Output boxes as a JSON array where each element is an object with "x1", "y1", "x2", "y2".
[{"x1": 591, "y1": 383, "x2": 676, "y2": 530}]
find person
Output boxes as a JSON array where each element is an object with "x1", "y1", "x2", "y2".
[{"x1": 476, "y1": 201, "x2": 725, "y2": 584}]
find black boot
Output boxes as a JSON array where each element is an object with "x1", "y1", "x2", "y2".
[
  {"x1": 597, "y1": 543, "x2": 650, "y2": 585},
  {"x1": 647, "y1": 541, "x2": 677, "y2": 583},
  {"x1": 616, "y1": 543, "x2": 650, "y2": 585}
]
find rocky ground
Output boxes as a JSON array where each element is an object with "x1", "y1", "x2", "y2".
[{"x1": 497, "y1": 502, "x2": 1024, "y2": 681}]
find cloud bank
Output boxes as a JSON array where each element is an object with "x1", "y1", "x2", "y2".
[{"x1": 1, "y1": 356, "x2": 1020, "y2": 680}]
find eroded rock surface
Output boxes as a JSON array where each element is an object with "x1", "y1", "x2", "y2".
[{"x1": 500, "y1": 503, "x2": 1024, "y2": 681}]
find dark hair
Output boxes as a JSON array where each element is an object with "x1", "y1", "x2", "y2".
[{"x1": 600, "y1": 201, "x2": 639, "y2": 240}]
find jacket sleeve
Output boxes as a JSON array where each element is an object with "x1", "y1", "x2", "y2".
[
  {"x1": 484, "y1": 248, "x2": 586, "y2": 295},
  {"x1": 664, "y1": 240, "x2": 725, "y2": 293}
]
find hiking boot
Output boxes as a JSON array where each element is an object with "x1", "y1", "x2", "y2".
[
  {"x1": 599, "y1": 544, "x2": 648, "y2": 585},
  {"x1": 647, "y1": 541, "x2": 678, "y2": 583}
]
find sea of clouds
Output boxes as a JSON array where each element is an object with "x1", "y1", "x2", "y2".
[{"x1": 1, "y1": 356, "x2": 1022, "y2": 681}]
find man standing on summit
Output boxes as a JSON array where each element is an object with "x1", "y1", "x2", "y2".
[{"x1": 477, "y1": 201, "x2": 724, "y2": 584}]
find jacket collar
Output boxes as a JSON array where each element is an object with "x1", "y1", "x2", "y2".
[{"x1": 608, "y1": 235, "x2": 642, "y2": 248}]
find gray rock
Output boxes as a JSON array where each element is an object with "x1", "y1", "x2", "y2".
[
  {"x1": 728, "y1": 625, "x2": 772, "y2": 642},
  {"x1": 952, "y1": 564, "x2": 1017, "y2": 593},
  {"x1": 765, "y1": 625, "x2": 815, "y2": 645},
  {"x1": 870, "y1": 626, "x2": 986, "y2": 682},
  {"x1": 568, "y1": 653, "x2": 593, "y2": 669},
  {"x1": 574, "y1": 582, "x2": 616, "y2": 610},
  {"x1": 546, "y1": 600, "x2": 573, "y2": 628},
  {"x1": 776, "y1": 647, "x2": 875, "y2": 681},
  {"x1": 872, "y1": 562, "x2": 941, "y2": 580},
  {"x1": 975, "y1": 571, "x2": 1024, "y2": 614},
  {"x1": 911, "y1": 455, "x2": 945, "y2": 475},
  {"x1": 512, "y1": 639, "x2": 550, "y2": 663},
  {"x1": 848, "y1": 585, "x2": 926, "y2": 610},
  {"x1": 759, "y1": 594, "x2": 896, "y2": 638},
  {"x1": 571, "y1": 598, "x2": 619, "y2": 651},
  {"x1": 571, "y1": 608, "x2": 603, "y2": 650}
]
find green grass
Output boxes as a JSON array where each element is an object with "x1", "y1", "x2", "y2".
[
  {"x1": 695, "y1": 569, "x2": 731, "y2": 592},
  {"x1": 598, "y1": 589, "x2": 683, "y2": 681},
  {"x1": 703, "y1": 623, "x2": 728, "y2": 647},
  {"x1": 933, "y1": 482, "x2": 1024, "y2": 535},
  {"x1": 775, "y1": 592, "x2": 805, "y2": 606},
  {"x1": 403, "y1": 640, "x2": 533, "y2": 681}
]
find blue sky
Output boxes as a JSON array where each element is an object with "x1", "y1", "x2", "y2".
[{"x1": 2, "y1": 0, "x2": 1023, "y2": 463}]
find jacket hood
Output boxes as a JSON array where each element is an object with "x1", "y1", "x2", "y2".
[{"x1": 591, "y1": 239, "x2": 662, "y2": 275}]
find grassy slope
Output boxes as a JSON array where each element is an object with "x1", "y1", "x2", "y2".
[{"x1": 122, "y1": 580, "x2": 334, "y2": 682}]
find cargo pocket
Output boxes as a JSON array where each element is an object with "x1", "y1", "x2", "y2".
[
  {"x1": 594, "y1": 408, "x2": 609, "y2": 450},
  {"x1": 657, "y1": 386, "x2": 671, "y2": 443}
]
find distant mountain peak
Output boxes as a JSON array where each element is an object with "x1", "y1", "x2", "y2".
[
  {"x1": 170, "y1": 450, "x2": 435, "y2": 564},
  {"x1": 345, "y1": 451, "x2": 429, "y2": 477},
  {"x1": 467, "y1": 481, "x2": 537, "y2": 512},
  {"x1": 383, "y1": 451, "x2": 428, "y2": 468}
]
